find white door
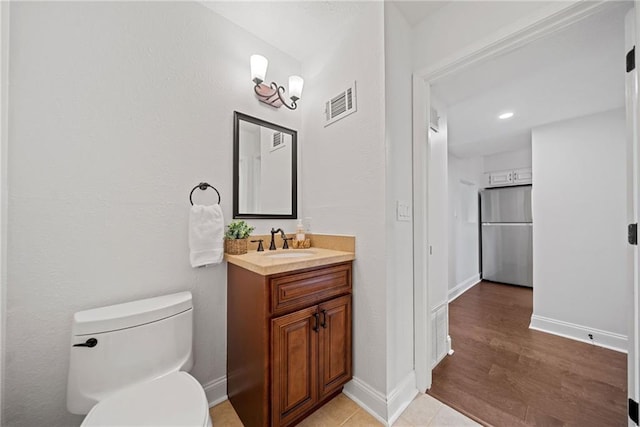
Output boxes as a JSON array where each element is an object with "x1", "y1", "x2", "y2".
[{"x1": 625, "y1": 7, "x2": 639, "y2": 427}]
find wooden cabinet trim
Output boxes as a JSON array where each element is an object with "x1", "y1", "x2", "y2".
[
  {"x1": 270, "y1": 263, "x2": 352, "y2": 315},
  {"x1": 227, "y1": 264, "x2": 271, "y2": 427}
]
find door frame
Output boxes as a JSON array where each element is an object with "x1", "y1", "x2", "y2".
[
  {"x1": 0, "y1": 3, "x2": 9, "y2": 425},
  {"x1": 412, "y1": 0, "x2": 621, "y2": 392},
  {"x1": 628, "y1": 5, "x2": 640, "y2": 426}
]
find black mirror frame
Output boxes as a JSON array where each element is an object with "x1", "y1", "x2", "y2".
[{"x1": 233, "y1": 111, "x2": 298, "y2": 219}]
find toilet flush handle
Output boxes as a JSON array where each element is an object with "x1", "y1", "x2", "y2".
[{"x1": 73, "y1": 338, "x2": 98, "y2": 348}]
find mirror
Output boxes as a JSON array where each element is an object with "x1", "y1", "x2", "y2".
[{"x1": 233, "y1": 111, "x2": 297, "y2": 219}]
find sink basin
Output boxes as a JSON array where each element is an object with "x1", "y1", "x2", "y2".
[{"x1": 264, "y1": 251, "x2": 315, "y2": 259}]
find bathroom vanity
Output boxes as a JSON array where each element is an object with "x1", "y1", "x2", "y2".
[{"x1": 226, "y1": 243, "x2": 355, "y2": 427}]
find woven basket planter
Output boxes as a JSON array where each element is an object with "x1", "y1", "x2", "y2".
[{"x1": 225, "y1": 238, "x2": 248, "y2": 255}]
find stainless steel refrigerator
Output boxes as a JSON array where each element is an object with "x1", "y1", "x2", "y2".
[{"x1": 480, "y1": 185, "x2": 533, "y2": 287}]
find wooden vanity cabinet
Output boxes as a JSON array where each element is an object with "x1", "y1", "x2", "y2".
[{"x1": 227, "y1": 261, "x2": 353, "y2": 427}]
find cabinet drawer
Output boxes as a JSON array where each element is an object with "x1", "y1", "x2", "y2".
[{"x1": 271, "y1": 263, "x2": 351, "y2": 315}]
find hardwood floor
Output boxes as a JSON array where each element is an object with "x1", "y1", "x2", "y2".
[{"x1": 427, "y1": 281, "x2": 627, "y2": 427}]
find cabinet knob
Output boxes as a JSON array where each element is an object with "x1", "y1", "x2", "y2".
[
  {"x1": 320, "y1": 310, "x2": 327, "y2": 328},
  {"x1": 312, "y1": 313, "x2": 320, "y2": 332}
]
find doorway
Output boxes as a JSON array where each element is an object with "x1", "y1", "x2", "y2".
[{"x1": 412, "y1": 2, "x2": 639, "y2": 425}]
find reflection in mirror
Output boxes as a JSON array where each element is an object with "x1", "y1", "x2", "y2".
[{"x1": 233, "y1": 112, "x2": 297, "y2": 219}]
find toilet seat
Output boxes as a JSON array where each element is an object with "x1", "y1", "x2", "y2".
[{"x1": 82, "y1": 372, "x2": 211, "y2": 427}]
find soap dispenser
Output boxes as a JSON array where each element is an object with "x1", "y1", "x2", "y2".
[{"x1": 295, "y1": 219, "x2": 305, "y2": 242}]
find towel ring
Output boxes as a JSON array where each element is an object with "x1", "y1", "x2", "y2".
[{"x1": 189, "y1": 182, "x2": 221, "y2": 205}]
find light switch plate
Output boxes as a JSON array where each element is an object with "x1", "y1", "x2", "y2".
[{"x1": 396, "y1": 201, "x2": 411, "y2": 222}]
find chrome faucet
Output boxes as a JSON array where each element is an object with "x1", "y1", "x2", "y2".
[{"x1": 270, "y1": 228, "x2": 291, "y2": 250}]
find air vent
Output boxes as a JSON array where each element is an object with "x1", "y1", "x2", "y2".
[
  {"x1": 324, "y1": 81, "x2": 357, "y2": 127},
  {"x1": 271, "y1": 131, "x2": 284, "y2": 151},
  {"x1": 273, "y1": 132, "x2": 282, "y2": 147}
]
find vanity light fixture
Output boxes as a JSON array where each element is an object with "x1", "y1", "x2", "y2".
[
  {"x1": 498, "y1": 111, "x2": 514, "y2": 120},
  {"x1": 251, "y1": 54, "x2": 304, "y2": 110}
]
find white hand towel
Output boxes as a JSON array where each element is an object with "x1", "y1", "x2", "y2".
[{"x1": 189, "y1": 204, "x2": 224, "y2": 268}]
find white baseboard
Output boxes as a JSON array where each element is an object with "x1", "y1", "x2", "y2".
[
  {"x1": 432, "y1": 351, "x2": 446, "y2": 368},
  {"x1": 343, "y1": 373, "x2": 418, "y2": 427},
  {"x1": 386, "y1": 372, "x2": 419, "y2": 427},
  {"x1": 448, "y1": 274, "x2": 480, "y2": 302},
  {"x1": 202, "y1": 375, "x2": 227, "y2": 408},
  {"x1": 431, "y1": 301, "x2": 448, "y2": 367},
  {"x1": 529, "y1": 314, "x2": 627, "y2": 353},
  {"x1": 343, "y1": 377, "x2": 389, "y2": 425}
]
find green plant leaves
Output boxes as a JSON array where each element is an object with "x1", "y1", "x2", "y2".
[{"x1": 225, "y1": 220, "x2": 255, "y2": 239}]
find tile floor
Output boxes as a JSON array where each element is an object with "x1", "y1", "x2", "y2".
[{"x1": 210, "y1": 392, "x2": 480, "y2": 426}]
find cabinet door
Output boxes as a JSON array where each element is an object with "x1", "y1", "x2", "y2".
[
  {"x1": 488, "y1": 170, "x2": 513, "y2": 187},
  {"x1": 272, "y1": 306, "x2": 318, "y2": 427},
  {"x1": 318, "y1": 295, "x2": 352, "y2": 399},
  {"x1": 512, "y1": 167, "x2": 532, "y2": 184}
]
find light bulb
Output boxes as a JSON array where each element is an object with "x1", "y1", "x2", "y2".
[
  {"x1": 250, "y1": 55, "x2": 268, "y2": 85},
  {"x1": 288, "y1": 76, "x2": 304, "y2": 101}
]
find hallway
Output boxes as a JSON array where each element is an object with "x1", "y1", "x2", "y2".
[{"x1": 428, "y1": 281, "x2": 627, "y2": 426}]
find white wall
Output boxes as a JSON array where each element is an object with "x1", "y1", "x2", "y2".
[
  {"x1": 531, "y1": 108, "x2": 628, "y2": 351},
  {"x1": 300, "y1": 2, "x2": 389, "y2": 419},
  {"x1": 483, "y1": 146, "x2": 532, "y2": 174},
  {"x1": 412, "y1": 1, "x2": 563, "y2": 72},
  {"x1": 447, "y1": 155, "x2": 483, "y2": 299},
  {"x1": 383, "y1": 3, "x2": 417, "y2": 421},
  {"x1": 5, "y1": 3, "x2": 301, "y2": 426}
]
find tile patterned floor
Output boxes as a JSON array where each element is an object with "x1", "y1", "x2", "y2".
[{"x1": 209, "y1": 392, "x2": 480, "y2": 426}]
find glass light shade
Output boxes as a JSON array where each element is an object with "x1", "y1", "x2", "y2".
[
  {"x1": 288, "y1": 75, "x2": 304, "y2": 100},
  {"x1": 250, "y1": 55, "x2": 268, "y2": 83}
]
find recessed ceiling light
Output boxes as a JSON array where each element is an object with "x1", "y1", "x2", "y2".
[{"x1": 499, "y1": 112, "x2": 514, "y2": 120}]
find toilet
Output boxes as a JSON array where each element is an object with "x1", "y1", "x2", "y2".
[{"x1": 66, "y1": 291, "x2": 212, "y2": 427}]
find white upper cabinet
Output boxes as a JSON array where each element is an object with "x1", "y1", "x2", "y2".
[
  {"x1": 485, "y1": 167, "x2": 532, "y2": 188},
  {"x1": 512, "y1": 168, "x2": 532, "y2": 185}
]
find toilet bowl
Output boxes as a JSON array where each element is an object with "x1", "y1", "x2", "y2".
[
  {"x1": 82, "y1": 372, "x2": 211, "y2": 427},
  {"x1": 66, "y1": 292, "x2": 212, "y2": 427}
]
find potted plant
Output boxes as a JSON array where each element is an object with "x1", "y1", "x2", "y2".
[{"x1": 224, "y1": 220, "x2": 255, "y2": 255}]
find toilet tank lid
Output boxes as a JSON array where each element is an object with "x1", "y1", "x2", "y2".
[{"x1": 72, "y1": 291, "x2": 192, "y2": 336}]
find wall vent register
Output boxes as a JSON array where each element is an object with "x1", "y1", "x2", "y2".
[
  {"x1": 324, "y1": 81, "x2": 357, "y2": 127},
  {"x1": 271, "y1": 131, "x2": 284, "y2": 151}
]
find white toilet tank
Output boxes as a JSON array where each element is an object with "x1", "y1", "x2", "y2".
[{"x1": 67, "y1": 291, "x2": 194, "y2": 414}]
